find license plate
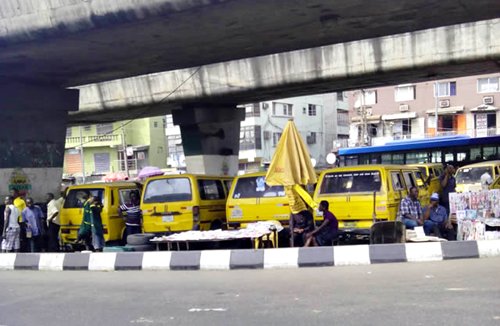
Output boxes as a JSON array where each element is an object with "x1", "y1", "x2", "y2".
[
  {"x1": 343, "y1": 221, "x2": 357, "y2": 228},
  {"x1": 162, "y1": 215, "x2": 174, "y2": 223}
]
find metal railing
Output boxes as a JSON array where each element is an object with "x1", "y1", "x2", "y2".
[
  {"x1": 65, "y1": 134, "x2": 121, "y2": 145},
  {"x1": 115, "y1": 159, "x2": 138, "y2": 171}
]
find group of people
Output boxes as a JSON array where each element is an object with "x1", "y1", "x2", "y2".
[
  {"x1": 1, "y1": 189, "x2": 63, "y2": 253},
  {"x1": 397, "y1": 164, "x2": 457, "y2": 240},
  {"x1": 76, "y1": 190, "x2": 141, "y2": 252},
  {"x1": 290, "y1": 200, "x2": 339, "y2": 247}
]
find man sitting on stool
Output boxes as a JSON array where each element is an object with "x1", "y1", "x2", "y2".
[{"x1": 423, "y1": 193, "x2": 456, "y2": 240}]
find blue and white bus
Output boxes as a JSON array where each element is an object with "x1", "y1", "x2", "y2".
[{"x1": 338, "y1": 135, "x2": 500, "y2": 167}]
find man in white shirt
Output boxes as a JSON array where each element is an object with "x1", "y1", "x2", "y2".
[
  {"x1": 480, "y1": 171, "x2": 493, "y2": 190},
  {"x1": 46, "y1": 192, "x2": 63, "y2": 252}
]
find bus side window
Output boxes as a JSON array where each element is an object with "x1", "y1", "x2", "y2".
[
  {"x1": 403, "y1": 171, "x2": 417, "y2": 189},
  {"x1": 391, "y1": 172, "x2": 404, "y2": 191}
]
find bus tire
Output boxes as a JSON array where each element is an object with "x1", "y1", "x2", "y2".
[
  {"x1": 124, "y1": 244, "x2": 155, "y2": 252},
  {"x1": 126, "y1": 233, "x2": 155, "y2": 246},
  {"x1": 210, "y1": 219, "x2": 223, "y2": 230}
]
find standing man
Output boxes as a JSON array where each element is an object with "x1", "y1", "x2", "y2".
[
  {"x1": 480, "y1": 171, "x2": 493, "y2": 190},
  {"x1": 46, "y1": 193, "x2": 61, "y2": 252},
  {"x1": 119, "y1": 191, "x2": 142, "y2": 237},
  {"x1": 10, "y1": 189, "x2": 27, "y2": 251},
  {"x1": 397, "y1": 186, "x2": 423, "y2": 229},
  {"x1": 423, "y1": 193, "x2": 456, "y2": 240},
  {"x1": 2, "y1": 196, "x2": 20, "y2": 253},
  {"x1": 440, "y1": 164, "x2": 456, "y2": 214},
  {"x1": 305, "y1": 201, "x2": 338, "y2": 247},
  {"x1": 21, "y1": 198, "x2": 44, "y2": 253}
]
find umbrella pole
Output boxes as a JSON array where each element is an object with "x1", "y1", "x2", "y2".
[{"x1": 121, "y1": 122, "x2": 130, "y2": 178}]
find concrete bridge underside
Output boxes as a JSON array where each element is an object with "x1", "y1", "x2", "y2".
[
  {"x1": 1, "y1": 0, "x2": 499, "y2": 86},
  {"x1": 72, "y1": 19, "x2": 500, "y2": 124}
]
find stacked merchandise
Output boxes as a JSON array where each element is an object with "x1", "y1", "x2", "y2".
[{"x1": 449, "y1": 190, "x2": 500, "y2": 240}]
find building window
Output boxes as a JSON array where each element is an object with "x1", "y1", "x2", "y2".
[
  {"x1": 273, "y1": 132, "x2": 282, "y2": 147},
  {"x1": 308, "y1": 104, "x2": 317, "y2": 116},
  {"x1": 84, "y1": 125, "x2": 91, "y2": 131},
  {"x1": 394, "y1": 85, "x2": 415, "y2": 102},
  {"x1": 153, "y1": 121, "x2": 159, "y2": 128},
  {"x1": 162, "y1": 118, "x2": 166, "y2": 129},
  {"x1": 240, "y1": 126, "x2": 262, "y2": 150},
  {"x1": 337, "y1": 111, "x2": 349, "y2": 126},
  {"x1": 307, "y1": 132, "x2": 317, "y2": 144},
  {"x1": 434, "y1": 81, "x2": 456, "y2": 97},
  {"x1": 354, "y1": 90, "x2": 377, "y2": 107},
  {"x1": 96, "y1": 123, "x2": 113, "y2": 135},
  {"x1": 477, "y1": 77, "x2": 500, "y2": 93},
  {"x1": 392, "y1": 120, "x2": 412, "y2": 139},
  {"x1": 336, "y1": 92, "x2": 344, "y2": 102},
  {"x1": 94, "y1": 153, "x2": 110, "y2": 173},
  {"x1": 165, "y1": 115, "x2": 174, "y2": 128},
  {"x1": 66, "y1": 128, "x2": 72, "y2": 137},
  {"x1": 245, "y1": 104, "x2": 260, "y2": 118},
  {"x1": 272, "y1": 102, "x2": 293, "y2": 117}
]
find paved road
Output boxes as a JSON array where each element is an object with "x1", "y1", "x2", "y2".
[{"x1": 1, "y1": 258, "x2": 500, "y2": 326}]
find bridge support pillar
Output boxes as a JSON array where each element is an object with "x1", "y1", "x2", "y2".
[
  {"x1": 172, "y1": 105, "x2": 245, "y2": 176},
  {"x1": 0, "y1": 83, "x2": 79, "y2": 202}
]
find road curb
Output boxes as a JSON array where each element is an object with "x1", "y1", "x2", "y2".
[{"x1": 0, "y1": 240, "x2": 499, "y2": 271}]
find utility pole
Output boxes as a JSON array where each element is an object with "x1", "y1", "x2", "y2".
[
  {"x1": 358, "y1": 89, "x2": 369, "y2": 146},
  {"x1": 79, "y1": 126, "x2": 86, "y2": 183},
  {"x1": 434, "y1": 82, "x2": 439, "y2": 136},
  {"x1": 121, "y1": 123, "x2": 129, "y2": 178}
]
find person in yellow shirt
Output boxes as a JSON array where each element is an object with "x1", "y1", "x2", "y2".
[{"x1": 10, "y1": 188, "x2": 27, "y2": 251}]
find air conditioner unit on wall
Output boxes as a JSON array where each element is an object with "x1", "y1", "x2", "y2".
[
  {"x1": 399, "y1": 104, "x2": 409, "y2": 112},
  {"x1": 439, "y1": 99, "x2": 450, "y2": 108},
  {"x1": 483, "y1": 96, "x2": 494, "y2": 105}
]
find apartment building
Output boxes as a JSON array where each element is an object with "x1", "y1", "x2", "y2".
[
  {"x1": 166, "y1": 93, "x2": 349, "y2": 173},
  {"x1": 348, "y1": 73, "x2": 500, "y2": 146},
  {"x1": 64, "y1": 117, "x2": 167, "y2": 179}
]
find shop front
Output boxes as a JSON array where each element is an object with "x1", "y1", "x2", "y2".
[
  {"x1": 426, "y1": 106, "x2": 466, "y2": 136},
  {"x1": 470, "y1": 105, "x2": 498, "y2": 137}
]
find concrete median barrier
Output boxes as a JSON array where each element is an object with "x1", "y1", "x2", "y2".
[{"x1": 0, "y1": 240, "x2": 499, "y2": 271}]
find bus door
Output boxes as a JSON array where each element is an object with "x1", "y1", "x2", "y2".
[{"x1": 389, "y1": 171, "x2": 407, "y2": 220}]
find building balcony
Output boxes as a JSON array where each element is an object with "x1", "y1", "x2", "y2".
[
  {"x1": 426, "y1": 127, "x2": 499, "y2": 138},
  {"x1": 65, "y1": 134, "x2": 121, "y2": 148}
]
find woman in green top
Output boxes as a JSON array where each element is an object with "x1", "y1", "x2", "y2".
[
  {"x1": 77, "y1": 195, "x2": 92, "y2": 249},
  {"x1": 90, "y1": 196, "x2": 105, "y2": 252}
]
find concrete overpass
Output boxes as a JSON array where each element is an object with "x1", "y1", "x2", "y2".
[
  {"x1": 1, "y1": 0, "x2": 499, "y2": 86},
  {"x1": 73, "y1": 19, "x2": 500, "y2": 124},
  {"x1": 1, "y1": 0, "x2": 500, "y2": 199}
]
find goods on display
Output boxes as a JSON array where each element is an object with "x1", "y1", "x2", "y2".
[{"x1": 449, "y1": 189, "x2": 500, "y2": 241}]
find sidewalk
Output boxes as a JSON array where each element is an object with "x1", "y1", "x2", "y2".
[{"x1": 1, "y1": 240, "x2": 499, "y2": 271}]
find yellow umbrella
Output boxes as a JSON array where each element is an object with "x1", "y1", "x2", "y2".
[{"x1": 265, "y1": 120, "x2": 318, "y2": 213}]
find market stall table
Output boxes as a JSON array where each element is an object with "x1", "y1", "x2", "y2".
[{"x1": 150, "y1": 222, "x2": 283, "y2": 251}]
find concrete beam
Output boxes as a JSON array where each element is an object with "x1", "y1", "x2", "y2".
[
  {"x1": 1, "y1": 0, "x2": 499, "y2": 86},
  {"x1": 70, "y1": 19, "x2": 500, "y2": 124}
]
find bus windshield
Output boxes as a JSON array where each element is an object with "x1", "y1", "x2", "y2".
[
  {"x1": 320, "y1": 171, "x2": 382, "y2": 194},
  {"x1": 455, "y1": 166, "x2": 493, "y2": 185},
  {"x1": 232, "y1": 176, "x2": 285, "y2": 199},
  {"x1": 143, "y1": 178, "x2": 192, "y2": 203}
]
